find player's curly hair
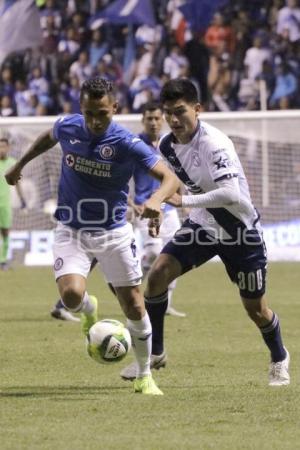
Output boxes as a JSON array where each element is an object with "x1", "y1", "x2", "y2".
[
  {"x1": 160, "y1": 78, "x2": 199, "y2": 105},
  {"x1": 80, "y1": 77, "x2": 115, "y2": 101}
]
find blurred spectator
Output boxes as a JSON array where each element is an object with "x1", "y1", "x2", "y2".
[
  {"x1": 166, "y1": 0, "x2": 192, "y2": 47},
  {"x1": 0, "y1": 95, "x2": 15, "y2": 117},
  {"x1": 276, "y1": 0, "x2": 300, "y2": 43},
  {"x1": 88, "y1": 28, "x2": 109, "y2": 69},
  {"x1": 69, "y1": 50, "x2": 93, "y2": 84},
  {"x1": 70, "y1": 11, "x2": 89, "y2": 48},
  {"x1": 231, "y1": 9, "x2": 253, "y2": 72},
  {"x1": 14, "y1": 80, "x2": 36, "y2": 116},
  {"x1": 28, "y1": 66, "x2": 50, "y2": 108},
  {"x1": 58, "y1": 26, "x2": 81, "y2": 57},
  {"x1": 59, "y1": 74, "x2": 81, "y2": 113},
  {"x1": 184, "y1": 32, "x2": 210, "y2": 105},
  {"x1": 256, "y1": 60, "x2": 276, "y2": 106},
  {"x1": 40, "y1": 0, "x2": 62, "y2": 30},
  {"x1": 130, "y1": 65, "x2": 162, "y2": 111},
  {"x1": 95, "y1": 53, "x2": 123, "y2": 83},
  {"x1": 204, "y1": 12, "x2": 236, "y2": 54},
  {"x1": 130, "y1": 42, "x2": 154, "y2": 82},
  {"x1": 269, "y1": 0, "x2": 285, "y2": 32},
  {"x1": 244, "y1": 36, "x2": 273, "y2": 80},
  {"x1": 163, "y1": 44, "x2": 189, "y2": 79},
  {"x1": 0, "y1": 67, "x2": 15, "y2": 100},
  {"x1": 269, "y1": 62, "x2": 298, "y2": 108},
  {"x1": 208, "y1": 51, "x2": 232, "y2": 111},
  {"x1": 41, "y1": 14, "x2": 60, "y2": 80}
]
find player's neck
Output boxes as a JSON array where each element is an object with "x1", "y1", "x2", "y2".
[{"x1": 147, "y1": 133, "x2": 160, "y2": 148}]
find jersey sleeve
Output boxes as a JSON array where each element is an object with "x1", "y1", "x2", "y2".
[
  {"x1": 204, "y1": 137, "x2": 239, "y2": 183},
  {"x1": 130, "y1": 137, "x2": 160, "y2": 171},
  {"x1": 53, "y1": 116, "x2": 66, "y2": 141},
  {"x1": 53, "y1": 115, "x2": 77, "y2": 141}
]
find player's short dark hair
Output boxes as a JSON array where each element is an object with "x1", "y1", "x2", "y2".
[
  {"x1": 160, "y1": 78, "x2": 199, "y2": 104},
  {"x1": 141, "y1": 101, "x2": 163, "y2": 116},
  {"x1": 80, "y1": 77, "x2": 115, "y2": 102}
]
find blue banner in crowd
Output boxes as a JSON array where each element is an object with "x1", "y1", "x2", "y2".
[
  {"x1": 179, "y1": 0, "x2": 229, "y2": 32},
  {"x1": 0, "y1": 0, "x2": 42, "y2": 66},
  {"x1": 89, "y1": 0, "x2": 156, "y2": 28}
]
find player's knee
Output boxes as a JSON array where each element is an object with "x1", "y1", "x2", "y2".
[
  {"x1": 60, "y1": 285, "x2": 83, "y2": 309},
  {"x1": 147, "y1": 259, "x2": 173, "y2": 292}
]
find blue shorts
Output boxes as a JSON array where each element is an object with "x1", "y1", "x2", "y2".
[{"x1": 162, "y1": 219, "x2": 267, "y2": 299}]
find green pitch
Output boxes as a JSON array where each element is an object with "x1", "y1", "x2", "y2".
[{"x1": 1, "y1": 263, "x2": 299, "y2": 450}]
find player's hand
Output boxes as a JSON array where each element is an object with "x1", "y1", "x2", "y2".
[
  {"x1": 133, "y1": 204, "x2": 144, "y2": 217},
  {"x1": 141, "y1": 197, "x2": 161, "y2": 219},
  {"x1": 148, "y1": 215, "x2": 162, "y2": 237},
  {"x1": 5, "y1": 164, "x2": 23, "y2": 185},
  {"x1": 166, "y1": 193, "x2": 183, "y2": 207}
]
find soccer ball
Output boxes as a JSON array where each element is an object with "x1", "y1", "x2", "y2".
[{"x1": 87, "y1": 319, "x2": 131, "y2": 364}]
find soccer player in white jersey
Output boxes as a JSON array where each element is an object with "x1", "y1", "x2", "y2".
[
  {"x1": 120, "y1": 102, "x2": 185, "y2": 379},
  {"x1": 5, "y1": 77, "x2": 180, "y2": 395},
  {"x1": 130, "y1": 101, "x2": 185, "y2": 317},
  {"x1": 121, "y1": 78, "x2": 290, "y2": 386}
]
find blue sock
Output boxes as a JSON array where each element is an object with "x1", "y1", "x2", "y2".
[
  {"x1": 260, "y1": 313, "x2": 286, "y2": 362},
  {"x1": 55, "y1": 299, "x2": 64, "y2": 309},
  {"x1": 145, "y1": 290, "x2": 168, "y2": 355}
]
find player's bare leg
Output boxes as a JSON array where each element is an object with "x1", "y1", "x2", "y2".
[
  {"x1": 242, "y1": 295, "x2": 290, "y2": 386},
  {"x1": 51, "y1": 258, "x2": 99, "y2": 322},
  {"x1": 57, "y1": 274, "x2": 98, "y2": 335}
]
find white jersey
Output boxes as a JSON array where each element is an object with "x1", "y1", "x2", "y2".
[{"x1": 159, "y1": 120, "x2": 260, "y2": 239}]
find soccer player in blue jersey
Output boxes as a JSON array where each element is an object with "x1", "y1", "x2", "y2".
[
  {"x1": 5, "y1": 77, "x2": 180, "y2": 395},
  {"x1": 121, "y1": 78, "x2": 290, "y2": 386},
  {"x1": 50, "y1": 102, "x2": 186, "y2": 322}
]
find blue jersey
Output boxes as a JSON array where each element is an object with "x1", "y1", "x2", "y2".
[
  {"x1": 53, "y1": 114, "x2": 159, "y2": 230},
  {"x1": 133, "y1": 133, "x2": 172, "y2": 212}
]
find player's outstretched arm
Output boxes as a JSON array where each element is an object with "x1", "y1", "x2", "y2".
[
  {"x1": 143, "y1": 160, "x2": 180, "y2": 218},
  {"x1": 5, "y1": 129, "x2": 57, "y2": 185}
]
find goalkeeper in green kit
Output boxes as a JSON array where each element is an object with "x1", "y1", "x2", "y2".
[{"x1": 0, "y1": 132, "x2": 26, "y2": 270}]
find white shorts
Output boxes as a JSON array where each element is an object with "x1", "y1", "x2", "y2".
[
  {"x1": 134, "y1": 208, "x2": 181, "y2": 255},
  {"x1": 53, "y1": 222, "x2": 143, "y2": 287}
]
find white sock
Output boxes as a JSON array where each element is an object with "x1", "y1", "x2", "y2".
[
  {"x1": 127, "y1": 312, "x2": 152, "y2": 378},
  {"x1": 62, "y1": 292, "x2": 94, "y2": 313},
  {"x1": 167, "y1": 279, "x2": 177, "y2": 307}
]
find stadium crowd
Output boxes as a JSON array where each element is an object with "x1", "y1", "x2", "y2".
[{"x1": 0, "y1": 0, "x2": 300, "y2": 116}]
